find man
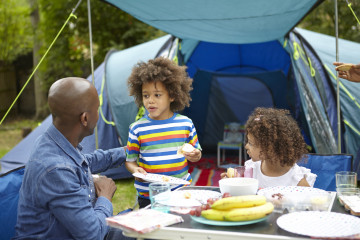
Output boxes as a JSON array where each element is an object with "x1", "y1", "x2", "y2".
[
  {"x1": 14, "y1": 77, "x2": 126, "y2": 239},
  {"x1": 334, "y1": 62, "x2": 360, "y2": 82}
]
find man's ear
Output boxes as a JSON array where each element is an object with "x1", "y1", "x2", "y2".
[{"x1": 80, "y1": 112, "x2": 88, "y2": 127}]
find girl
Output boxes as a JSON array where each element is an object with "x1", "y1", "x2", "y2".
[{"x1": 223, "y1": 107, "x2": 317, "y2": 188}]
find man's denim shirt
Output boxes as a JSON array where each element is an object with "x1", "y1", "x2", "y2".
[{"x1": 14, "y1": 124, "x2": 125, "y2": 240}]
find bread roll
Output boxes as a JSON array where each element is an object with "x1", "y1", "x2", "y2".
[
  {"x1": 177, "y1": 143, "x2": 195, "y2": 155},
  {"x1": 335, "y1": 63, "x2": 354, "y2": 71},
  {"x1": 227, "y1": 167, "x2": 235, "y2": 178}
]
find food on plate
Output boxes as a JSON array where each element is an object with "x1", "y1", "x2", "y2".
[
  {"x1": 271, "y1": 193, "x2": 284, "y2": 200},
  {"x1": 211, "y1": 195, "x2": 266, "y2": 210},
  {"x1": 201, "y1": 209, "x2": 230, "y2": 221},
  {"x1": 177, "y1": 143, "x2": 195, "y2": 155},
  {"x1": 224, "y1": 202, "x2": 274, "y2": 221},
  {"x1": 162, "y1": 175, "x2": 170, "y2": 182},
  {"x1": 335, "y1": 63, "x2": 354, "y2": 71},
  {"x1": 183, "y1": 192, "x2": 192, "y2": 199},
  {"x1": 226, "y1": 167, "x2": 236, "y2": 178},
  {"x1": 198, "y1": 195, "x2": 273, "y2": 221}
]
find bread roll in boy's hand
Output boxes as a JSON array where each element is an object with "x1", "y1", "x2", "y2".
[{"x1": 177, "y1": 143, "x2": 195, "y2": 155}]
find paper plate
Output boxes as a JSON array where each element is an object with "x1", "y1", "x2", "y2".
[
  {"x1": 191, "y1": 215, "x2": 268, "y2": 226},
  {"x1": 277, "y1": 211, "x2": 360, "y2": 238},
  {"x1": 133, "y1": 173, "x2": 190, "y2": 185},
  {"x1": 164, "y1": 190, "x2": 222, "y2": 207}
]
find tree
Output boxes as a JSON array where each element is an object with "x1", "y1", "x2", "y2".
[
  {"x1": 0, "y1": 0, "x2": 33, "y2": 65},
  {"x1": 299, "y1": 0, "x2": 360, "y2": 43},
  {"x1": 34, "y1": 0, "x2": 164, "y2": 115}
]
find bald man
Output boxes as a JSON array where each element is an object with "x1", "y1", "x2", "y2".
[{"x1": 14, "y1": 78, "x2": 127, "y2": 240}]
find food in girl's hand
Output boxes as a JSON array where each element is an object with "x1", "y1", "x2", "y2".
[
  {"x1": 226, "y1": 168, "x2": 236, "y2": 178},
  {"x1": 177, "y1": 143, "x2": 195, "y2": 155},
  {"x1": 335, "y1": 63, "x2": 354, "y2": 71}
]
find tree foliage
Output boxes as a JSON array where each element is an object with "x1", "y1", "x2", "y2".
[
  {"x1": 37, "y1": 0, "x2": 165, "y2": 91},
  {"x1": 0, "y1": 0, "x2": 33, "y2": 65},
  {"x1": 299, "y1": 0, "x2": 360, "y2": 43}
]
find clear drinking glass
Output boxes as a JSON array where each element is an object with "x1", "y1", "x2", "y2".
[
  {"x1": 234, "y1": 166, "x2": 253, "y2": 178},
  {"x1": 149, "y1": 182, "x2": 171, "y2": 213},
  {"x1": 335, "y1": 171, "x2": 357, "y2": 188}
]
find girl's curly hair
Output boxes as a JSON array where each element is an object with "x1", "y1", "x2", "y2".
[
  {"x1": 245, "y1": 107, "x2": 308, "y2": 167},
  {"x1": 127, "y1": 57, "x2": 193, "y2": 112}
]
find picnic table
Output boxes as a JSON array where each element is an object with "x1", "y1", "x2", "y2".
[{"x1": 122, "y1": 186, "x2": 350, "y2": 240}]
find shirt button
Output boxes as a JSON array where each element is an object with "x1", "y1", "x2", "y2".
[
  {"x1": 89, "y1": 195, "x2": 91, "y2": 198},
  {"x1": 91, "y1": 189, "x2": 93, "y2": 192}
]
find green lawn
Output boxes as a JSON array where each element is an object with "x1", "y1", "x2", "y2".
[{"x1": 0, "y1": 117, "x2": 136, "y2": 215}]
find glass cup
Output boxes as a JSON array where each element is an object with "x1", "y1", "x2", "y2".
[
  {"x1": 335, "y1": 171, "x2": 357, "y2": 188},
  {"x1": 234, "y1": 166, "x2": 245, "y2": 177},
  {"x1": 149, "y1": 182, "x2": 171, "y2": 213},
  {"x1": 234, "y1": 166, "x2": 253, "y2": 178}
]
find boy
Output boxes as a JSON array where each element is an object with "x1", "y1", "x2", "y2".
[{"x1": 126, "y1": 57, "x2": 202, "y2": 208}]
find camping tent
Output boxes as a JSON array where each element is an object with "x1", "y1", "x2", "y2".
[
  {"x1": 1, "y1": 0, "x2": 360, "y2": 176},
  {"x1": 103, "y1": 0, "x2": 360, "y2": 173}
]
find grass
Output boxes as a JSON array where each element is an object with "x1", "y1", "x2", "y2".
[{"x1": 0, "y1": 117, "x2": 136, "y2": 215}]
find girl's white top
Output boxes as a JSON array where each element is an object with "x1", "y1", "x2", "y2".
[{"x1": 245, "y1": 160, "x2": 317, "y2": 188}]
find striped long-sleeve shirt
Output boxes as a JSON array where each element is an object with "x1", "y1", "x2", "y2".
[{"x1": 126, "y1": 113, "x2": 201, "y2": 198}]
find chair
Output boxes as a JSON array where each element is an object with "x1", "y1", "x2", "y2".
[
  {"x1": 0, "y1": 166, "x2": 25, "y2": 240},
  {"x1": 217, "y1": 122, "x2": 246, "y2": 168},
  {"x1": 298, "y1": 153, "x2": 353, "y2": 191}
]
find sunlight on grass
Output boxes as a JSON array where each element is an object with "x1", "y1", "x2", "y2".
[{"x1": 113, "y1": 178, "x2": 137, "y2": 215}]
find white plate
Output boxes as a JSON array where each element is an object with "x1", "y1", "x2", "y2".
[
  {"x1": 277, "y1": 211, "x2": 360, "y2": 238},
  {"x1": 163, "y1": 190, "x2": 222, "y2": 207},
  {"x1": 133, "y1": 173, "x2": 190, "y2": 185}
]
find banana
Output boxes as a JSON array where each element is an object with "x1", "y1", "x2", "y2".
[
  {"x1": 224, "y1": 202, "x2": 274, "y2": 221},
  {"x1": 201, "y1": 209, "x2": 230, "y2": 221},
  {"x1": 211, "y1": 195, "x2": 266, "y2": 210}
]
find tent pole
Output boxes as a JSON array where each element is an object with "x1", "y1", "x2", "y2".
[
  {"x1": 87, "y1": 0, "x2": 98, "y2": 149},
  {"x1": 335, "y1": 0, "x2": 341, "y2": 153}
]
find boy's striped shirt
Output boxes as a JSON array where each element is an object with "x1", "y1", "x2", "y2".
[{"x1": 126, "y1": 113, "x2": 201, "y2": 198}]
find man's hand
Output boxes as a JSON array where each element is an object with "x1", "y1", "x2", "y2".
[
  {"x1": 183, "y1": 149, "x2": 202, "y2": 162},
  {"x1": 94, "y1": 176, "x2": 117, "y2": 202},
  {"x1": 334, "y1": 62, "x2": 360, "y2": 83}
]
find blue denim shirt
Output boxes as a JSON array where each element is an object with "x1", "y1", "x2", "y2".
[{"x1": 14, "y1": 124, "x2": 126, "y2": 240}]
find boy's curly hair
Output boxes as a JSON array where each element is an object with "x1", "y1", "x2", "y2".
[
  {"x1": 245, "y1": 107, "x2": 308, "y2": 167},
  {"x1": 127, "y1": 57, "x2": 193, "y2": 112}
]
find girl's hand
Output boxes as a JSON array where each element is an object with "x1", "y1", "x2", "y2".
[
  {"x1": 183, "y1": 149, "x2": 202, "y2": 162},
  {"x1": 220, "y1": 172, "x2": 228, "y2": 179}
]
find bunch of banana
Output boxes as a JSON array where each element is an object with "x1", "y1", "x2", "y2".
[{"x1": 201, "y1": 195, "x2": 274, "y2": 221}]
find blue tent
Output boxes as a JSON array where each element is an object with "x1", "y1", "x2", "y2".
[
  {"x1": 2, "y1": 0, "x2": 360, "y2": 177},
  {"x1": 0, "y1": 62, "x2": 132, "y2": 179}
]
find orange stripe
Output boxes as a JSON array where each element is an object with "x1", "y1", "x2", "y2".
[
  {"x1": 128, "y1": 146, "x2": 139, "y2": 151},
  {"x1": 207, "y1": 170, "x2": 214, "y2": 186},
  {"x1": 141, "y1": 134, "x2": 187, "y2": 143}
]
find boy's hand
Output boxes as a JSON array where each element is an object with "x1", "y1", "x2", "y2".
[
  {"x1": 133, "y1": 167, "x2": 148, "y2": 182},
  {"x1": 183, "y1": 149, "x2": 202, "y2": 162}
]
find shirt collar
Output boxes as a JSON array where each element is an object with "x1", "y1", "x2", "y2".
[{"x1": 47, "y1": 124, "x2": 86, "y2": 167}]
